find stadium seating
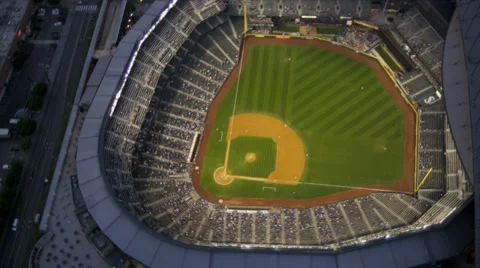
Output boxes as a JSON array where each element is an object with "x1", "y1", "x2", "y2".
[
  {"x1": 393, "y1": 5, "x2": 444, "y2": 82},
  {"x1": 297, "y1": 209, "x2": 317, "y2": 244},
  {"x1": 100, "y1": 0, "x2": 474, "y2": 251},
  {"x1": 226, "y1": 0, "x2": 371, "y2": 18}
]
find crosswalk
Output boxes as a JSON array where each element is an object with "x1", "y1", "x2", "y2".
[{"x1": 74, "y1": 5, "x2": 97, "y2": 12}]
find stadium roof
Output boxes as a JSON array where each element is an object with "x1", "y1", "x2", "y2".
[
  {"x1": 442, "y1": 0, "x2": 480, "y2": 264},
  {"x1": 442, "y1": 3, "x2": 478, "y2": 188},
  {"x1": 76, "y1": 0, "x2": 474, "y2": 266}
]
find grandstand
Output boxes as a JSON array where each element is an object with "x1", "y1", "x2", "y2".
[
  {"x1": 71, "y1": 0, "x2": 475, "y2": 266},
  {"x1": 227, "y1": 0, "x2": 371, "y2": 18},
  {"x1": 392, "y1": 4, "x2": 444, "y2": 83}
]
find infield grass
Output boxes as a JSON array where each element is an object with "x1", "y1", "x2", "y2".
[
  {"x1": 227, "y1": 136, "x2": 277, "y2": 178},
  {"x1": 200, "y1": 42, "x2": 406, "y2": 200}
]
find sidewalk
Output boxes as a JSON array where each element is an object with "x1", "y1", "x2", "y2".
[{"x1": 38, "y1": 110, "x2": 108, "y2": 268}]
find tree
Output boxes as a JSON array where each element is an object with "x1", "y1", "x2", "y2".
[
  {"x1": 0, "y1": 198, "x2": 11, "y2": 215},
  {"x1": 33, "y1": 83, "x2": 48, "y2": 96},
  {"x1": 12, "y1": 51, "x2": 28, "y2": 69},
  {"x1": 20, "y1": 136, "x2": 32, "y2": 150},
  {"x1": 4, "y1": 160, "x2": 22, "y2": 184},
  {"x1": 0, "y1": 160, "x2": 22, "y2": 229},
  {"x1": 17, "y1": 118, "x2": 37, "y2": 136},
  {"x1": 7, "y1": 160, "x2": 23, "y2": 184},
  {"x1": 27, "y1": 94, "x2": 43, "y2": 111},
  {"x1": 2, "y1": 186, "x2": 17, "y2": 199}
]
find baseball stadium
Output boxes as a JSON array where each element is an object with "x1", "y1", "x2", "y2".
[
  {"x1": 70, "y1": 0, "x2": 477, "y2": 266},
  {"x1": 195, "y1": 36, "x2": 416, "y2": 208}
]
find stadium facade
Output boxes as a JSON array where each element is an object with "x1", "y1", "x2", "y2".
[{"x1": 73, "y1": 0, "x2": 475, "y2": 266}]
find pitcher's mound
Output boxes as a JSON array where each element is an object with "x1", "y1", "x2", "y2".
[{"x1": 245, "y1": 153, "x2": 256, "y2": 163}]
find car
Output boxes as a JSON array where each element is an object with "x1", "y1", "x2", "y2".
[
  {"x1": 12, "y1": 218, "x2": 19, "y2": 231},
  {"x1": 52, "y1": 8, "x2": 60, "y2": 15},
  {"x1": 37, "y1": 8, "x2": 45, "y2": 17},
  {"x1": 34, "y1": 214, "x2": 41, "y2": 224},
  {"x1": 53, "y1": 21, "x2": 62, "y2": 27},
  {"x1": 44, "y1": 178, "x2": 49, "y2": 185},
  {"x1": 51, "y1": 32, "x2": 60, "y2": 40}
]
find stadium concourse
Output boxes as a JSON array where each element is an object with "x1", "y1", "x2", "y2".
[{"x1": 45, "y1": 0, "x2": 476, "y2": 267}]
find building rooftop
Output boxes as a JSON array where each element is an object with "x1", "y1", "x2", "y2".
[{"x1": 0, "y1": 0, "x2": 29, "y2": 65}]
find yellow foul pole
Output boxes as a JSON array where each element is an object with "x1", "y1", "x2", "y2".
[
  {"x1": 415, "y1": 167, "x2": 433, "y2": 192},
  {"x1": 243, "y1": 5, "x2": 247, "y2": 34}
]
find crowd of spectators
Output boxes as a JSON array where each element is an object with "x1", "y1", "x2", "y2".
[
  {"x1": 99, "y1": 0, "x2": 473, "y2": 250},
  {"x1": 418, "y1": 112, "x2": 445, "y2": 183},
  {"x1": 339, "y1": 26, "x2": 380, "y2": 52},
  {"x1": 227, "y1": 0, "x2": 371, "y2": 18},
  {"x1": 116, "y1": 9, "x2": 433, "y2": 248}
]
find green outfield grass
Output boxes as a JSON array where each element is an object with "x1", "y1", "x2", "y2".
[
  {"x1": 272, "y1": 25, "x2": 299, "y2": 33},
  {"x1": 200, "y1": 42, "x2": 406, "y2": 200},
  {"x1": 227, "y1": 136, "x2": 277, "y2": 178},
  {"x1": 316, "y1": 26, "x2": 345, "y2": 34},
  {"x1": 377, "y1": 45, "x2": 401, "y2": 72}
]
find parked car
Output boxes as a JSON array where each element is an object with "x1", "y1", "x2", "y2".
[
  {"x1": 12, "y1": 218, "x2": 19, "y2": 231},
  {"x1": 34, "y1": 214, "x2": 41, "y2": 224},
  {"x1": 37, "y1": 8, "x2": 45, "y2": 17}
]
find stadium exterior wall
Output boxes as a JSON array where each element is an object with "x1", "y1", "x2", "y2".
[{"x1": 75, "y1": 2, "x2": 474, "y2": 267}]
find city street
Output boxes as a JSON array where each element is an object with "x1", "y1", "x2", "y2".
[{"x1": 0, "y1": 1, "x2": 99, "y2": 267}]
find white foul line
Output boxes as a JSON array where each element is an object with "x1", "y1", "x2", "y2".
[
  {"x1": 225, "y1": 41, "x2": 247, "y2": 166},
  {"x1": 297, "y1": 181, "x2": 411, "y2": 194}
]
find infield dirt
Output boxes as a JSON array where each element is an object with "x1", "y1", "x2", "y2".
[
  {"x1": 225, "y1": 113, "x2": 305, "y2": 184},
  {"x1": 192, "y1": 37, "x2": 416, "y2": 208}
]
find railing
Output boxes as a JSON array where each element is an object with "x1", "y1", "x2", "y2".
[{"x1": 28, "y1": 232, "x2": 54, "y2": 268}]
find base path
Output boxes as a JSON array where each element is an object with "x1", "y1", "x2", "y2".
[{"x1": 192, "y1": 37, "x2": 416, "y2": 208}]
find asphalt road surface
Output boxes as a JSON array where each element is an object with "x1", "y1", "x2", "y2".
[{"x1": 0, "y1": 2, "x2": 98, "y2": 267}]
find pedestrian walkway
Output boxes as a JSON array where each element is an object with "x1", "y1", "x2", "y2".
[
  {"x1": 29, "y1": 40, "x2": 59, "y2": 45},
  {"x1": 75, "y1": 5, "x2": 97, "y2": 12},
  {"x1": 38, "y1": 110, "x2": 108, "y2": 268}
]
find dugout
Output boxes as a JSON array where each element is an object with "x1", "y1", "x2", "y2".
[{"x1": 377, "y1": 29, "x2": 415, "y2": 72}]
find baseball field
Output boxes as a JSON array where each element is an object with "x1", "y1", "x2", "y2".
[{"x1": 193, "y1": 37, "x2": 416, "y2": 208}]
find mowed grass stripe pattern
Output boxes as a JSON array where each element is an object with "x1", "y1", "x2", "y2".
[{"x1": 200, "y1": 44, "x2": 406, "y2": 200}]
